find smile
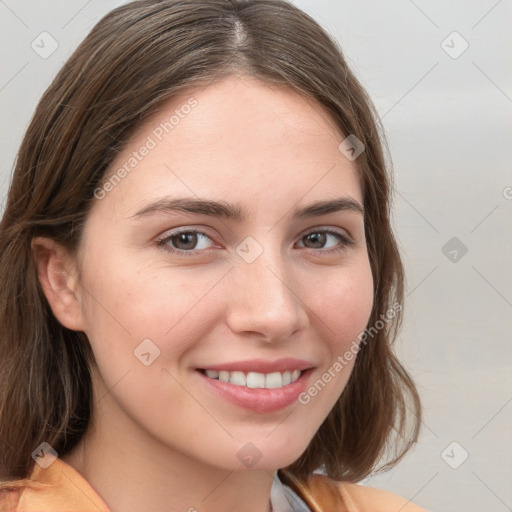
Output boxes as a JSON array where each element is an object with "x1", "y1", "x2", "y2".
[{"x1": 199, "y1": 369, "x2": 302, "y2": 389}]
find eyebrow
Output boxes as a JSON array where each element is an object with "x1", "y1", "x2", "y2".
[{"x1": 130, "y1": 196, "x2": 364, "y2": 221}]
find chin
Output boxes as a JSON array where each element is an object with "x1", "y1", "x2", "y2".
[{"x1": 221, "y1": 435, "x2": 314, "y2": 472}]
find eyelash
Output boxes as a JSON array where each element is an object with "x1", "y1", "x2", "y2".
[{"x1": 155, "y1": 227, "x2": 355, "y2": 257}]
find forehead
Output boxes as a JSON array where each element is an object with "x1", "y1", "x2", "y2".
[{"x1": 95, "y1": 75, "x2": 362, "y2": 220}]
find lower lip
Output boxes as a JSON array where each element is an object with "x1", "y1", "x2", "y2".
[{"x1": 196, "y1": 369, "x2": 313, "y2": 413}]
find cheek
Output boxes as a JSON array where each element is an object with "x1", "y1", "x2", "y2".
[
  {"x1": 308, "y1": 260, "x2": 374, "y2": 350},
  {"x1": 77, "y1": 264, "x2": 215, "y2": 420},
  {"x1": 79, "y1": 261, "x2": 224, "y2": 365},
  {"x1": 295, "y1": 260, "x2": 374, "y2": 409}
]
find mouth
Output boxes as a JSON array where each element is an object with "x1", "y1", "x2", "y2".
[
  {"x1": 195, "y1": 365, "x2": 314, "y2": 413},
  {"x1": 197, "y1": 368, "x2": 303, "y2": 389}
]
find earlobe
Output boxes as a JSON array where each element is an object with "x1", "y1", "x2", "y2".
[{"x1": 31, "y1": 236, "x2": 87, "y2": 332}]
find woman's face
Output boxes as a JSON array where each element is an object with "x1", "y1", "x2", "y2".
[{"x1": 72, "y1": 75, "x2": 374, "y2": 471}]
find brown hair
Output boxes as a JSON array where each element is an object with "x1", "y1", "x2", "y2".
[{"x1": 0, "y1": 0, "x2": 420, "y2": 482}]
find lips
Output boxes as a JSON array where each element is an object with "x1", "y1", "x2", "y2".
[{"x1": 194, "y1": 358, "x2": 315, "y2": 413}]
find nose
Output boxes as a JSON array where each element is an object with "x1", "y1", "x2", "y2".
[{"x1": 225, "y1": 247, "x2": 310, "y2": 343}]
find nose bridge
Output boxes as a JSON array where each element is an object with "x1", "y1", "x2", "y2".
[{"x1": 226, "y1": 239, "x2": 309, "y2": 340}]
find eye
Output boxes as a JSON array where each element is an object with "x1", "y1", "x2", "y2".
[
  {"x1": 296, "y1": 229, "x2": 354, "y2": 253},
  {"x1": 156, "y1": 229, "x2": 216, "y2": 255}
]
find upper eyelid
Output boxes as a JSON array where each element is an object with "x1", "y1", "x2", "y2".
[{"x1": 157, "y1": 227, "x2": 218, "y2": 245}]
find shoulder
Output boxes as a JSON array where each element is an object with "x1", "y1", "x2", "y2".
[
  {"x1": 336, "y1": 480, "x2": 427, "y2": 512},
  {"x1": 0, "y1": 477, "x2": 57, "y2": 512},
  {"x1": 0, "y1": 487, "x2": 20, "y2": 512},
  {"x1": 279, "y1": 469, "x2": 427, "y2": 512},
  {"x1": 0, "y1": 458, "x2": 109, "y2": 512},
  {"x1": 0, "y1": 479, "x2": 36, "y2": 512}
]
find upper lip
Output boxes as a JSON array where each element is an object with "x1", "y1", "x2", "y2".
[{"x1": 197, "y1": 358, "x2": 315, "y2": 374}]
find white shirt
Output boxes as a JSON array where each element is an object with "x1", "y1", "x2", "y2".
[{"x1": 270, "y1": 470, "x2": 311, "y2": 512}]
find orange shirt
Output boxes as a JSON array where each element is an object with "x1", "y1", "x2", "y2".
[{"x1": 0, "y1": 457, "x2": 427, "y2": 512}]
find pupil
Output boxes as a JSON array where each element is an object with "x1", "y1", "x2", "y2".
[
  {"x1": 307, "y1": 232, "x2": 325, "y2": 248},
  {"x1": 175, "y1": 232, "x2": 197, "y2": 249}
]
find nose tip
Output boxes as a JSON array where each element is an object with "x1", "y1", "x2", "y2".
[{"x1": 225, "y1": 256, "x2": 309, "y2": 342}]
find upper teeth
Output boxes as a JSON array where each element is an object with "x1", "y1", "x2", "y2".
[{"x1": 204, "y1": 369, "x2": 302, "y2": 389}]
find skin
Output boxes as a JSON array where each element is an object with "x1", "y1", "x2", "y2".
[{"x1": 32, "y1": 75, "x2": 374, "y2": 512}]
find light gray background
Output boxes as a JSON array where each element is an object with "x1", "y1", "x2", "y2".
[{"x1": 1, "y1": 1, "x2": 511, "y2": 511}]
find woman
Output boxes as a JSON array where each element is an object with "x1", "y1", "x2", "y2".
[{"x1": 0, "y1": 1, "x2": 425, "y2": 510}]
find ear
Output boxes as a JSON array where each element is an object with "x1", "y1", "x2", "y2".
[{"x1": 31, "y1": 236, "x2": 87, "y2": 332}]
